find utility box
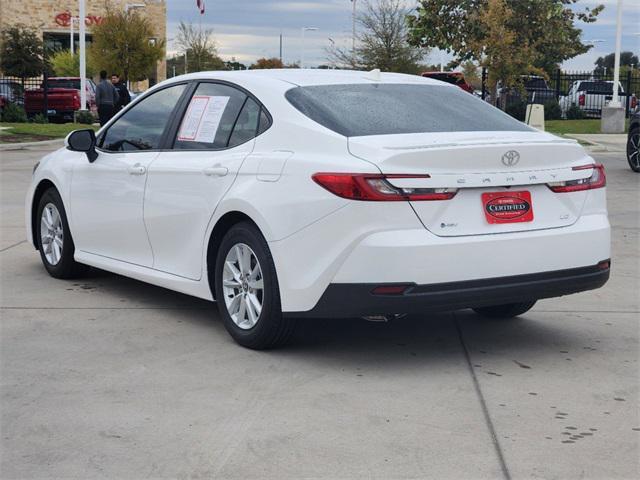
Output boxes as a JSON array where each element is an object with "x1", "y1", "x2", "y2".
[
  {"x1": 526, "y1": 104, "x2": 545, "y2": 131},
  {"x1": 601, "y1": 106, "x2": 625, "y2": 134}
]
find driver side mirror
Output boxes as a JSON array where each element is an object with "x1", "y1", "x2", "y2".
[{"x1": 65, "y1": 129, "x2": 98, "y2": 163}]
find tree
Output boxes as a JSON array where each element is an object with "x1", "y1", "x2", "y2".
[
  {"x1": 461, "y1": 60, "x2": 481, "y2": 89},
  {"x1": 327, "y1": 0, "x2": 427, "y2": 73},
  {"x1": 50, "y1": 50, "x2": 96, "y2": 77},
  {"x1": 175, "y1": 21, "x2": 226, "y2": 72},
  {"x1": 0, "y1": 25, "x2": 46, "y2": 84},
  {"x1": 595, "y1": 52, "x2": 640, "y2": 74},
  {"x1": 407, "y1": 0, "x2": 604, "y2": 77},
  {"x1": 226, "y1": 59, "x2": 247, "y2": 71},
  {"x1": 89, "y1": 8, "x2": 164, "y2": 82},
  {"x1": 250, "y1": 57, "x2": 284, "y2": 69},
  {"x1": 470, "y1": 0, "x2": 545, "y2": 106}
]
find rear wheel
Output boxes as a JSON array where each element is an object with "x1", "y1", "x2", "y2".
[
  {"x1": 627, "y1": 127, "x2": 640, "y2": 172},
  {"x1": 473, "y1": 301, "x2": 537, "y2": 319},
  {"x1": 214, "y1": 222, "x2": 295, "y2": 349},
  {"x1": 36, "y1": 188, "x2": 88, "y2": 279}
]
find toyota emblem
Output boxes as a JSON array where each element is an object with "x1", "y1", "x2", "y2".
[{"x1": 501, "y1": 150, "x2": 520, "y2": 167}]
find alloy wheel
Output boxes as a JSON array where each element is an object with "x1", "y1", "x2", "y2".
[
  {"x1": 40, "y1": 202, "x2": 64, "y2": 265},
  {"x1": 222, "y1": 243, "x2": 264, "y2": 330},
  {"x1": 628, "y1": 131, "x2": 640, "y2": 170}
]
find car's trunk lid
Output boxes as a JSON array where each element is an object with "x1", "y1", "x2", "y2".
[{"x1": 348, "y1": 131, "x2": 593, "y2": 237}]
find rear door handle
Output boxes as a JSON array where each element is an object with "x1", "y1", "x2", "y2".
[
  {"x1": 203, "y1": 166, "x2": 228, "y2": 177},
  {"x1": 128, "y1": 163, "x2": 146, "y2": 175}
]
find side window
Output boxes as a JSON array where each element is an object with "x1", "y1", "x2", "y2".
[
  {"x1": 174, "y1": 83, "x2": 247, "y2": 150},
  {"x1": 228, "y1": 97, "x2": 261, "y2": 148},
  {"x1": 258, "y1": 109, "x2": 271, "y2": 135},
  {"x1": 101, "y1": 84, "x2": 186, "y2": 151}
]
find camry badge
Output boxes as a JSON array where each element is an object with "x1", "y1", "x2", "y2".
[{"x1": 501, "y1": 150, "x2": 520, "y2": 167}]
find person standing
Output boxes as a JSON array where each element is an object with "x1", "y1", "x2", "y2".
[
  {"x1": 111, "y1": 73, "x2": 131, "y2": 112},
  {"x1": 95, "y1": 70, "x2": 119, "y2": 126}
]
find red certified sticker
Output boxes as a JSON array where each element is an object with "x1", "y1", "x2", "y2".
[{"x1": 482, "y1": 191, "x2": 534, "y2": 224}]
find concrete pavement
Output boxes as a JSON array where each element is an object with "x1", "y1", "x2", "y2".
[
  {"x1": 1, "y1": 144, "x2": 638, "y2": 479},
  {"x1": 565, "y1": 134, "x2": 627, "y2": 153}
]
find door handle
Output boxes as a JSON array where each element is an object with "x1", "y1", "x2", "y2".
[
  {"x1": 203, "y1": 166, "x2": 228, "y2": 177},
  {"x1": 128, "y1": 163, "x2": 146, "y2": 175}
]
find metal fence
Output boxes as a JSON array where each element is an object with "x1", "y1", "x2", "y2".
[
  {"x1": 0, "y1": 73, "x2": 52, "y2": 117},
  {"x1": 481, "y1": 69, "x2": 639, "y2": 120}
]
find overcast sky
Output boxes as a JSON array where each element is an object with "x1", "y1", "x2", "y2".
[{"x1": 166, "y1": 0, "x2": 640, "y2": 70}]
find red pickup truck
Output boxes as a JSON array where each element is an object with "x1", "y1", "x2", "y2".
[
  {"x1": 24, "y1": 77, "x2": 97, "y2": 122},
  {"x1": 421, "y1": 71, "x2": 475, "y2": 94}
]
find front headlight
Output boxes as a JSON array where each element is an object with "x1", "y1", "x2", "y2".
[{"x1": 32, "y1": 161, "x2": 40, "y2": 175}]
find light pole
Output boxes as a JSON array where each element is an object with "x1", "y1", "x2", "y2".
[
  {"x1": 601, "y1": 0, "x2": 625, "y2": 133},
  {"x1": 79, "y1": 0, "x2": 86, "y2": 111},
  {"x1": 610, "y1": 0, "x2": 624, "y2": 107},
  {"x1": 301, "y1": 27, "x2": 318, "y2": 69},
  {"x1": 69, "y1": 15, "x2": 78, "y2": 55}
]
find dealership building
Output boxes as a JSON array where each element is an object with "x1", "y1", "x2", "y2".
[{"x1": 0, "y1": 0, "x2": 167, "y2": 87}]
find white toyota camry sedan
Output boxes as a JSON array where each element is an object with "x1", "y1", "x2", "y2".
[{"x1": 26, "y1": 69, "x2": 611, "y2": 349}]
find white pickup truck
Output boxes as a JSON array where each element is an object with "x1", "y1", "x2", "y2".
[{"x1": 559, "y1": 80, "x2": 637, "y2": 117}]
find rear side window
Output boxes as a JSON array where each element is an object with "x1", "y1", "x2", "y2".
[
  {"x1": 228, "y1": 97, "x2": 261, "y2": 148},
  {"x1": 173, "y1": 83, "x2": 247, "y2": 150},
  {"x1": 285, "y1": 83, "x2": 531, "y2": 137}
]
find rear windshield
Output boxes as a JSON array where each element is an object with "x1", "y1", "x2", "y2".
[
  {"x1": 424, "y1": 73, "x2": 462, "y2": 85},
  {"x1": 285, "y1": 84, "x2": 530, "y2": 137},
  {"x1": 47, "y1": 79, "x2": 80, "y2": 90},
  {"x1": 525, "y1": 78, "x2": 548, "y2": 90},
  {"x1": 578, "y1": 82, "x2": 617, "y2": 94}
]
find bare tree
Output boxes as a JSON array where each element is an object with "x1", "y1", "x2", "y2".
[
  {"x1": 175, "y1": 21, "x2": 226, "y2": 72},
  {"x1": 327, "y1": 0, "x2": 427, "y2": 73}
]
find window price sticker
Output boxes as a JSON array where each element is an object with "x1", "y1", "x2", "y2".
[{"x1": 178, "y1": 95, "x2": 230, "y2": 142}]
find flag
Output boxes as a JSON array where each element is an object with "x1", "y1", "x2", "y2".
[{"x1": 196, "y1": 0, "x2": 205, "y2": 14}]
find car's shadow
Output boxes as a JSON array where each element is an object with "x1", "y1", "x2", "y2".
[{"x1": 71, "y1": 267, "x2": 586, "y2": 367}]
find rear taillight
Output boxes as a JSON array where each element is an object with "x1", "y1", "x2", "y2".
[
  {"x1": 631, "y1": 95, "x2": 637, "y2": 110},
  {"x1": 312, "y1": 173, "x2": 458, "y2": 201},
  {"x1": 578, "y1": 93, "x2": 586, "y2": 106},
  {"x1": 547, "y1": 164, "x2": 606, "y2": 193}
]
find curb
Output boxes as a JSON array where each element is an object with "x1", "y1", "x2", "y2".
[
  {"x1": 0, "y1": 138, "x2": 64, "y2": 151},
  {"x1": 563, "y1": 135, "x2": 609, "y2": 153}
]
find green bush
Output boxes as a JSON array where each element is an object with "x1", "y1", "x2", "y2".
[
  {"x1": 505, "y1": 99, "x2": 527, "y2": 121},
  {"x1": 565, "y1": 105, "x2": 585, "y2": 120},
  {"x1": 1, "y1": 103, "x2": 27, "y2": 122},
  {"x1": 31, "y1": 113, "x2": 49, "y2": 124},
  {"x1": 543, "y1": 99, "x2": 563, "y2": 120},
  {"x1": 75, "y1": 110, "x2": 95, "y2": 125}
]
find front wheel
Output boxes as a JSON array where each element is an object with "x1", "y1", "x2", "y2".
[
  {"x1": 214, "y1": 222, "x2": 295, "y2": 349},
  {"x1": 36, "y1": 188, "x2": 88, "y2": 279},
  {"x1": 473, "y1": 301, "x2": 537, "y2": 319},
  {"x1": 627, "y1": 127, "x2": 640, "y2": 172}
]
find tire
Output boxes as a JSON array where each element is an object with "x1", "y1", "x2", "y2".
[
  {"x1": 36, "y1": 187, "x2": 88, "y2": 279},
  {"x1": 214, "y1": 222, "x2": 295, "y2": 349},
  {"x1": 627, "y1": 127, "x2": 640, "y2": 173},
  {"x1": 473, "y1": 301, "x2": 537, "y2": 319}
]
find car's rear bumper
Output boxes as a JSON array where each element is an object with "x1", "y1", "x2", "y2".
[{"x1": 285, "y1": 261, "x2": 610, "y2": 318}]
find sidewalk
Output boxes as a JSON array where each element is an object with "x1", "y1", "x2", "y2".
[
  {"x1": 0, "y1": 138, "x2": 63, "y2": 152},
  {"x1": 565, "y1": 134, "x2": 627, "y2": 153}
]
